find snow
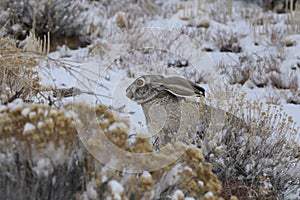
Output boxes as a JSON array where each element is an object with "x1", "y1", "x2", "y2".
[
  {"x1": 204, "y1": 191, "x2": 214, "y2": 198},
  {"x1": 285, "y1": 188, "x2": 300, "y2": 200},
  {"x1": 0, "y1": 152, "x2": 14, "y2": 165},
  {"x1": 172, "y1": 190, "x2": 184, "y2": 200},
  {"x1": 37, "y1": 121, "x2": 44, "y2": 129},
  {"x1": 64, "y1": 110, "x2": 75, "y2": 118},
  {"x1": 183, "y1": 166, "x2": 193, "y2": 172},
  {"x1": 21, "y1": 107, "x2": 30, "y2": 116},
  {"x1": 154, "y1": 164, "x2": 183, "y2": 198},
  {"x1": 141, "y1": 171, "x2": 152, "y2": 179},
  {"x1": 28, "y1": 111, "x2": 36, "y2": 119},
  {"x1": 7, "y1": 99, "x2": 23, "y2": 111},
  {"x1": 2, "y1": 0, "x2": 300, "y2": 198},
  {"x1": 108, "y1": 180, "x2": 124, "y2": 200},
  {"x1": 184, "y1": 197, "x2": 195, "y2": 200},
  {"x1": 50, "y1": 109, "x2": 57, "y2": 115},
  {"x1": 0, "y1": 105, "x2": 7, "y2": 112},
  {"x1": 39, "y1": 1, "x2": 299, "y2": 142},
  {"x1": 23, "y1": 122, "x2": 36, "y2": 133},
  {"x1": 33, "y1": 158, "x2": 53, "y2": 177},
  {"x1": 198, "y1": 180, "x2": 204, "y2": 187},
  {"x1": 101, "y1": 175, "x2": 108, "y2": 183},
  {"x1": 107, "y1": 122, "x2": 128, "y2": 132},
  {"x1": 43, "y1": 142, "x2": 70, "y2": 166},
  {"x1": 84, "y1": 181, "x2": 98, "y2": 200}
]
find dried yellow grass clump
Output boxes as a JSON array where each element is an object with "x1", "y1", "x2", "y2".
[{"x1": 0, "y1": 37, "x2": 41, "y2": 104}]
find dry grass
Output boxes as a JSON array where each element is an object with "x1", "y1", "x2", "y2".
[{"x1": 0, "y1": 37, "x2": 41, "y2": 104}]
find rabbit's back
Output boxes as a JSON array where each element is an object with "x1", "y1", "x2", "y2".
[{"x1": 145, "y1": 97, "x2": 246, "y2": 148}]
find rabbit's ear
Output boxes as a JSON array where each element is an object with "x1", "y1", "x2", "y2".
[
  {"x1": 151, "y1": 76, "x2": 205, "y2": 97},
  {"x1": 188, "y1": 80, "x2": 205, "y2": 97}
]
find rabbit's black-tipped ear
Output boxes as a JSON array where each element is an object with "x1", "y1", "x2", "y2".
[
  {"x1": 189, "y1": 81, "x2": 205, "y2": 97},
  {"x1": 151, "y1": 76, "x2": 205, "y2": 97}
]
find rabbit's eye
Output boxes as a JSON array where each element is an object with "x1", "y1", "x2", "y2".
[
  {"x1": 136, "y1": 78, "x2": 145, "y2": 87},
  {"x1": 136, "y1": 85, "x2": 148, "y2": 96}
]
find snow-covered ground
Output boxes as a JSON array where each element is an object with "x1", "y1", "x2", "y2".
[
  {"x1": 42, "y1": 0, "x2": 300, "y2": 143},
  {"x1": 2, "y1": 1, "x2": 300, "y2": 199}
]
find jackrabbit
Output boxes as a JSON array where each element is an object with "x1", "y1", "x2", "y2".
[{"x1": 126, "y1": 75, "x2": 246, "y2": 149}]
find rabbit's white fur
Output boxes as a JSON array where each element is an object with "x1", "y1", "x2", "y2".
[{"x1": 126, "y1": 75, "x2": 245, "y2": 149}]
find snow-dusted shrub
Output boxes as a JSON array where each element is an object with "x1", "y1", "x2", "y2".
[
  {"x1": 203, "y1": 91, "x2": 300, "y2": 199},
  {"x1": 74, "y1": 103, "x2": 225, "y2": 199},
  {"x1": 0, "y1": 0, "x2": 89, "y2": 50},
  {"x1": 217, "y1": 52, "x2": 300, "y2": 104},
  {"x1": 210, "y1": 29, "x2": 242, "y2": 53},
  {"x1": 286, "y1": 90, "x2": 300, "y2": 104},
  {"x1": 269, "y1": 71, "x2": 299, "y2": 90},
  {"x1": 0, "y1": 101, "x2": 225, "y2": 199},
  {"x1": 0, "y1": 101, "x2": 83, "y2": 200},
  {"x1": 218, "y1": 52, "x2": 288, "y2": 87},
  {"x1": 0, "y1": 102, "x2": 78, "y2": 148},
  {"x1": 86, "y1": 146, "x2": 224, "y2": 200}
]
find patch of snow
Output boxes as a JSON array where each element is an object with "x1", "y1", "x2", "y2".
[
  {"x1": 154, "y1": 164, "x2": 182, "y2": 198},
  {"x1": 8, "y1": 99, "x2": 23, "y2": 111},
  {"x1": 21, "y1": 107, "x2": 30, "y2": 116},
  {"x1": 285, "y1": 188, "x2": 300, "y2": 200},
  {"x1": 108, "y1": 180, "x2": 124, "y2": 200},
  {"x1": 29, "y1": 111, "x2": 36, "y2": 119},
  {"x1": 65, "y1": 110, "x2": 75, "y2": 118},
  {"x1": 172, "y1": 190, "x2": 184, "y2": 200},
  {"x1": 85, "y1": 181, "x2": 98, "y2": 200},
  {"x1": 198, "y1": 180, "x2": 204, "y2": 187},
  {"x1": 183, "y1": 166, "x2": 193, "y2": 172},
  {"x1": 204, "y1": 191, "x2": 214, "y2": 198},
  {"x1": 184, "y1": 197, "x2": 195, "y2": 200},
  {"x1": 37, "y1": 121, "x2": 44, "y2": 129},
  {"x1": 43, "y1": 109, "x2": 49, "y2": 117},
  {"x1": 0, "y1": 105, "x2": 7, "y2": 112},
  {"x1": 23, "y1": 122, "x2": 36, "y2": 133},
  {"x1": 141, "y1": 171, "x2": 152, "y2": 179},
  {"x1": 33, "y1": 158, "x2": 53, "y2": 177},
  {"x1": 0, "y1": 152, "x2": 14, "y2": 164},
  {"x1": 107, "y1": 122, "x2": 128, "y2": 132},
  {"x1": 101, "y1": 175, "x2": 108, "y2": 183},
  {"x1": 50, "y1": 109, "x2": 57, "y2": 115},
  {"x1": 11, "y1": 23, "x2": 22, "y2": 33}
]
